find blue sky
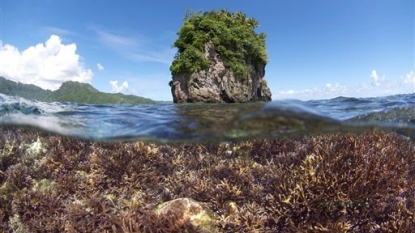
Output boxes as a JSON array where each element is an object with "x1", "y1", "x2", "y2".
[{"x1": 0, "y1": 0, "x2": 413, "y2": 101}]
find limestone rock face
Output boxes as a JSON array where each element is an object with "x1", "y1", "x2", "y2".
[
  {"x1": 171, "y1": 42, "x2": 272, "y2": 103},
  {"x1": 156, "y1": 198, "x2": 218, "y2": 233}
]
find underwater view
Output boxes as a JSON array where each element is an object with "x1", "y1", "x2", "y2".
[
  {"x1": 0, "y1": 93, "x2": 414, "y2": 232},
  {"x1": 1, "y1": 0, "x2": 414, "y2": 231}
]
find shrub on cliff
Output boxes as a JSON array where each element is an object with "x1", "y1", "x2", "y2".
[{"x1": 170, "y1": 10, "x2": 268, "y2": 80}]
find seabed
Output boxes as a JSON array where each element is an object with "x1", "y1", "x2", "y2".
[{"x1": 0, "y1": 126, "x2": 414, "y2": 232}]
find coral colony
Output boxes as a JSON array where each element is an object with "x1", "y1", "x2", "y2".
[{"x1": 0, "y1": 126, "x2": 414, "y2": 232}]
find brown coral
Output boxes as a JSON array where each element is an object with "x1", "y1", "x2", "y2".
[{"x1": 0, "y1": 126, "x2": 414, "y2": 232}]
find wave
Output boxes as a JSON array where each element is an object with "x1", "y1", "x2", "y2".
[{"x1": 1, "y1": 93, "x2": 414, "y2": 142}]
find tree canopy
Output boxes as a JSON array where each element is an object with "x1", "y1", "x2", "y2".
[{"x1": 170, "y1": 9, "x2": 268, "y2": 80}]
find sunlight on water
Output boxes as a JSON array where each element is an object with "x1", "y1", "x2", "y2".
[{"x1": 1, "y1": 93, "x2": 415, "y2": 142}]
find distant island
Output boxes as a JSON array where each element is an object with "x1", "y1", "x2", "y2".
[{"x1": 0, "y1": 77, "x2": 157, "y2": 104}]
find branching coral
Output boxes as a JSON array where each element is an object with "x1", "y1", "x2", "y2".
[{"x1": 0, "y1": 126, "x2": 414, "y2": 232}]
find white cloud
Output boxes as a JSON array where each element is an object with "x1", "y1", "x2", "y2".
[
  {"x1": 97, "y1": 63, "x2": 104, "y2": 71},
  {"x1": 91, "y1": 27, "x2": 174, "y2": 65},
  {"x1": 110, "y1": 80, "x2": 129, "y2": 93},
  {"x1": 43, "y1": 27, "x2": 77, "y2": 37},
  {"x1": 110, "y1": 72, "x2": 173, "y2": 101},
  {"x1": 370, "y1": 70, "x2": 385, "y2": 87},
  {"x1": 0, "y1": 35, "x2": 93, "y2": 90},
  {"x1": 401, "y1": 70, "x2": 415, "y2": 93},
  {"x1": 274, "y1": 70, "x2": 414, "y2": 100},
  {"x1": 402, "y1": 70, "x2": 414, "y2": 85},
  {"x1": 94, "y1": 28, "x2": 138, "y2": 49},
  {"x1": 275, "y1": 83, "x2": 349, "y2": 100}
]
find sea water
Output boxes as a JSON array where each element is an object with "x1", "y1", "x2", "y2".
[{"x1": 0, "y1": 93, "x2": 414, "y2": 142}]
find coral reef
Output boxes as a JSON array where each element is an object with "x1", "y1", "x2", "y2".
[{"x1": 0, "y1": 126, "x2": 414, "y2": 232}]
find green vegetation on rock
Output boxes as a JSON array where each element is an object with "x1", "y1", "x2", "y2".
[
  {"x1": 0, "y1": 77, "x2": 156, "y2": 104},
  {"x1": 170, "y1": 9, "x2": 268, "y2": 80},
  {"x1": 0, "y1": 77, "x2": 53, "y2": 101}
]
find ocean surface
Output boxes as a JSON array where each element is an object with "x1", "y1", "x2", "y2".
[{"x1": 1, "y1": 93, "x2": 415, "y2": 142}]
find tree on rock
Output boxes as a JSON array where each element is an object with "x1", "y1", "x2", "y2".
[
  {"x1": 170, "y1": 10, "x2": 272, "y2": 103},
  {"x1": 171, "y1": 10, "x2": 267, "y2": 80}
]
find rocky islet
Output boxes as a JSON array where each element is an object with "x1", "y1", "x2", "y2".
[
  {"x1": 170, "y1": 10, "x2": 272, "y2": 103},
  {"x1": 171, "y1": 41, "x2": 272, "y2": 103}
]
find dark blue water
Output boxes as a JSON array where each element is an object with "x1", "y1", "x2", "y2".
[{"x1": 1, "y1": 93, "x2": 415, "y2": 142}]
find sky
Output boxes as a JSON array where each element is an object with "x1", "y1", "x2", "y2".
[{"x1": 0, "y1": 0, "x2": 413, "y2": 101}]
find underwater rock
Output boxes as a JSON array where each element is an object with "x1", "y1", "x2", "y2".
[{"x1": 156, "y1": 198, "x2": 218, "y2": 233}]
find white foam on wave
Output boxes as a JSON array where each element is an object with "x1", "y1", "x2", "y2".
[
  {"x1": 0, "y1": 111, "x2": 84, "y2": 137},
  {"x1": 0, "y1": 93, "x2": 73, "y2": 114}
]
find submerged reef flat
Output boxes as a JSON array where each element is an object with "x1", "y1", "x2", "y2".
[{"x1": 0, "y1": 127, "x2": 414, "y2": 232}]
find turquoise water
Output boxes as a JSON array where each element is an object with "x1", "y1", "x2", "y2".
[{"x1": 0, "y1": 93, "x2": 414, "y2": 142}]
